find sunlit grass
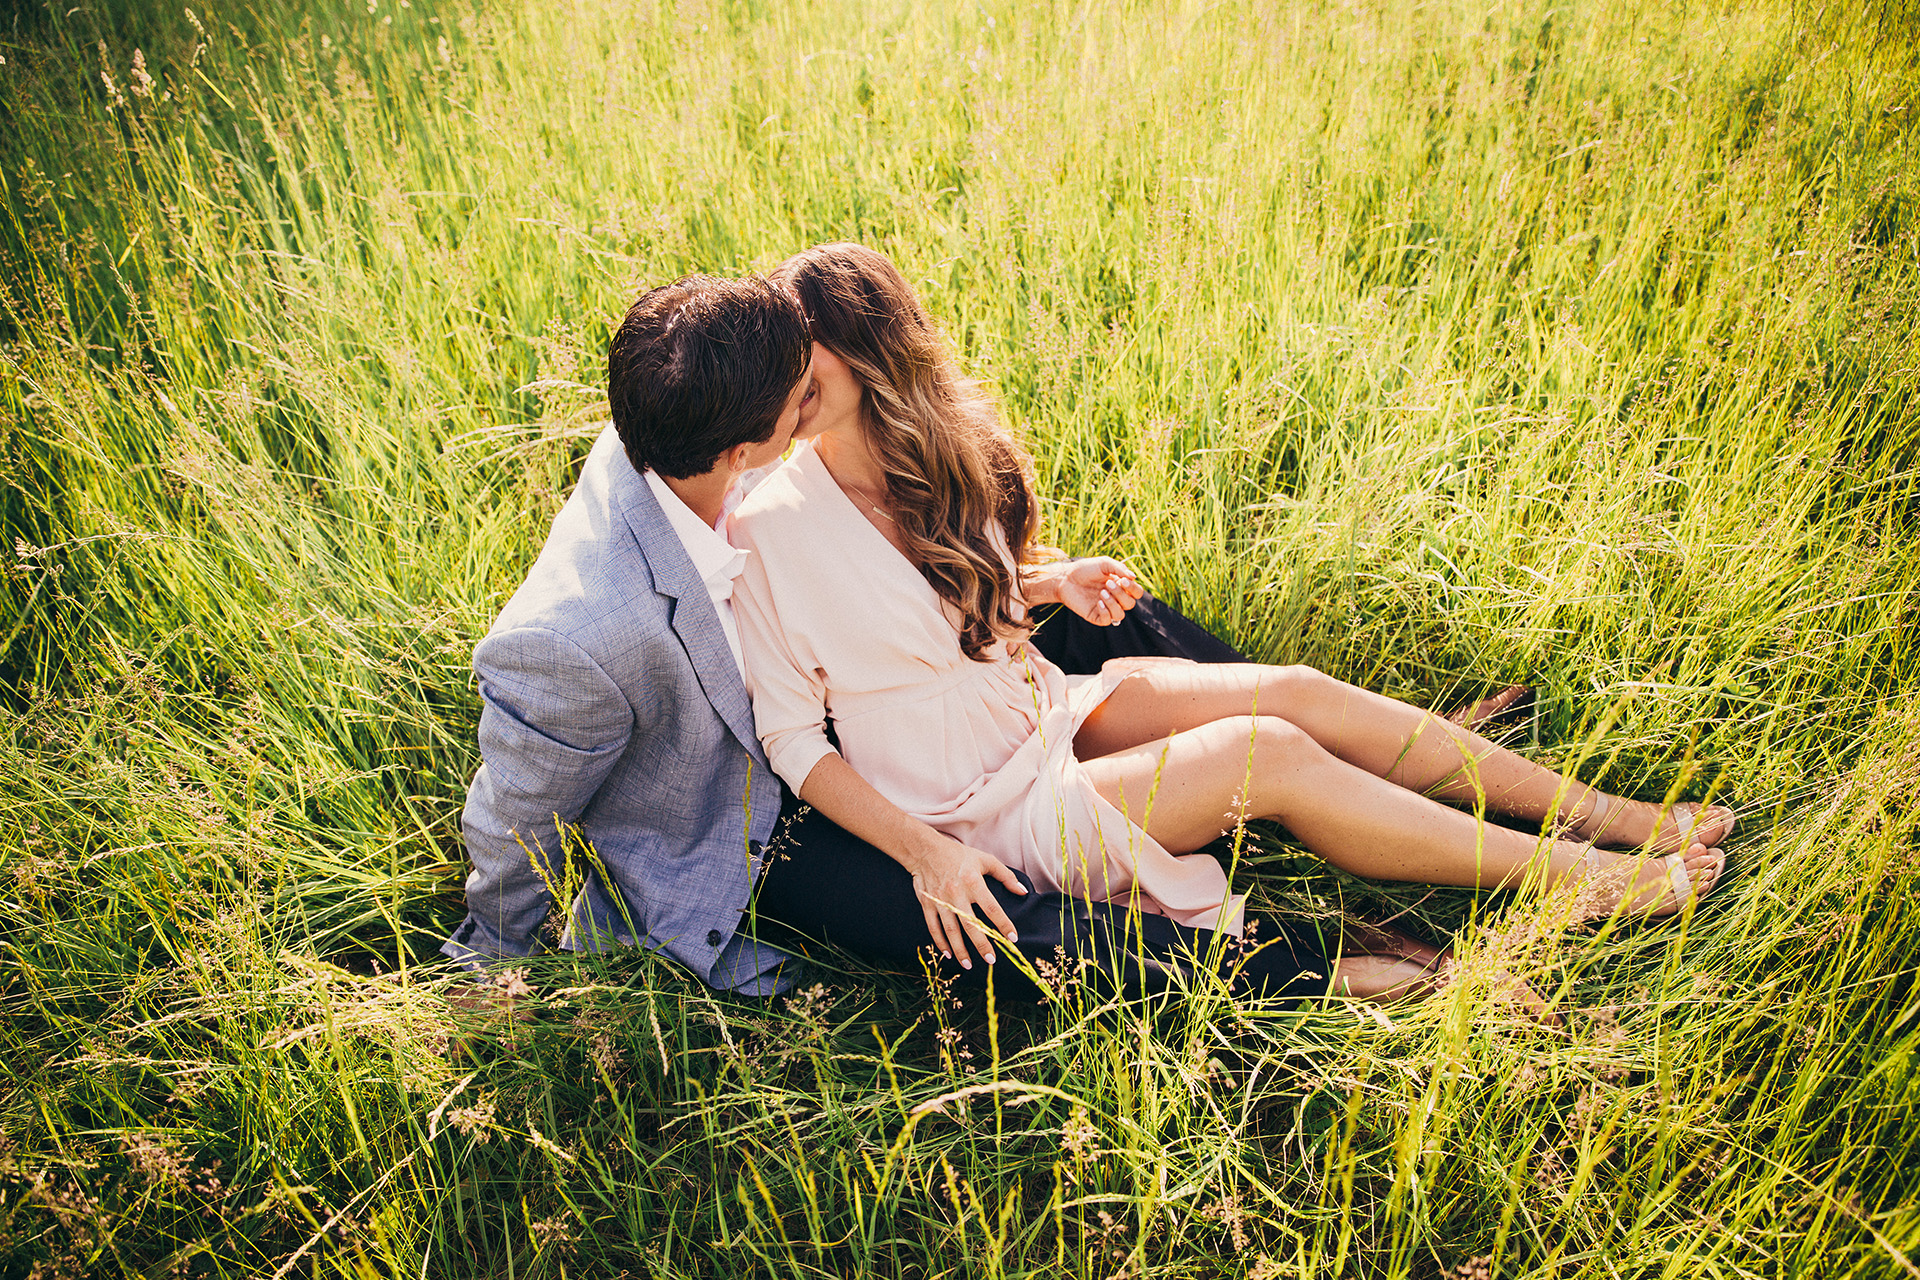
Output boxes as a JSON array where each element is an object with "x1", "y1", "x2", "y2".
[{"x1": 1, "y1": 0, "x2": 1916, "y2": 1274}]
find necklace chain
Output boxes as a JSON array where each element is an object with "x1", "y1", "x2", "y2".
[
  {"x1": 841, "y1": 478, "x2": 895, "y2": 522},
  {"x1": 821, "y1": 450, "x2": 896, "y2": 522}
]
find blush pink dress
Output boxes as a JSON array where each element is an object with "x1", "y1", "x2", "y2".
[{"x1": 730, "y1": 441, "x2": 1244, "y2": 934}]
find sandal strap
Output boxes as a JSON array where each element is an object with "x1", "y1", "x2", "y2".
[
  {"x1": 1664, "y1": 853, "x2": 1693, "y2": 907},
  {"x1": 1577, "y1": 788, "x2": 1612, "y2": 840}
]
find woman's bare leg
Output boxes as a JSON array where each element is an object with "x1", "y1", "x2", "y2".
[
  {"x1": 1078, "y1": 714, "x2": 1724, "y2": 916},
  {"x1": 1073, "y1": 662, "x2": 1734, "y2": 852}
]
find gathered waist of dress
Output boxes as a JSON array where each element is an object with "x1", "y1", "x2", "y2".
[{"x1": 827, "y1": 647, "x2": 1062, "y2": 724}]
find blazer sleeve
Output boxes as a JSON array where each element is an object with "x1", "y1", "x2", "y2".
[
  {"x1": 732, "y1": 534, "x2": 839, "y2": 797},
  {"x1": 442, "y1": 625, "x2": 635, "y2": 967}
]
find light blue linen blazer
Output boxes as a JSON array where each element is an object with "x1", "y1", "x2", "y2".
[{"x1": 441, "y1": 426, "x2": 795, "y2": 993}]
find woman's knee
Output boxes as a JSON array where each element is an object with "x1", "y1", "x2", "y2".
[
  {"x1": 1243, "y1": 714, "x2": 1321, "y2": 770},
  {"x1": 1252, "y1": 663, "x2": 1339, "y2": 716},
  {"x1": 1284, "y1": 662, "x2": 1342, "y2": 700}
]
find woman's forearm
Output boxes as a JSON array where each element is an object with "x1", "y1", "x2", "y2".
[
  {"x1": 794, "y1": 750, "x2": 1025, "y2": 968},
  {"x1": 795, "y1": 752, "x2": 951, "y2": 873},
  {"x1": 1019, "y1": 553, "x2": 1072, "y2": 606}
]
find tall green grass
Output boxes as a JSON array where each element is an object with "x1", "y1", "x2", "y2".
[{"x1": 1, "y1": 0, "x2": 1916, "y2": 1274}]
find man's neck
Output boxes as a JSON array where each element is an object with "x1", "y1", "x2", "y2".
[{"x1": 658, "y1": 467, "x2": 733, "y2": 529}]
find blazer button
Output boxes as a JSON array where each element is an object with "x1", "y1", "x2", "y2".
[
  {"x1": 748, "y1": 840, "x2": 764, "y2": 860},
  {"x1": 707, "y1": 929, "x2": 724, "y2": 948}
]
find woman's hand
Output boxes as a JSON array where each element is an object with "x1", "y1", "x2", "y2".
[
  {"x1": 796, "y1": 752, "x2": 1025, "y2": 970},
  {"x1": 900, "y1": 834, "x2": 1027, "y2": 970},
  {"x1": 1051, "y1": 557, "x2": 1145, "y2": 627}
]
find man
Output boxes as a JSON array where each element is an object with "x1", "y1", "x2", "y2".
[{"x1": 443, "y1": 272, "x2": 1328, "y2": 1001}]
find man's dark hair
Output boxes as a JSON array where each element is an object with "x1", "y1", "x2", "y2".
[{"x1": 607, "y1": 274, "x2": 810, "y2": 480}]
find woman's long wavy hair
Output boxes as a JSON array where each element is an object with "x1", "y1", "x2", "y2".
[{"x1": 773, "y1": 243, "x2": 1037, "y2": 662}]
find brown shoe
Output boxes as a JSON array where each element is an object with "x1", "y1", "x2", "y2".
[{"x1": 1445, "y1": 683, "x2": 1533, "y2": 732}]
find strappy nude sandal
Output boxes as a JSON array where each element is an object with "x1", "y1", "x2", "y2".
[
  {"x1": 1576, "y1": 843, "x2": 1723, "y2": 922},
  {"x1": 1576, "y1": 791, "x2": 1736, "y2": 855}
]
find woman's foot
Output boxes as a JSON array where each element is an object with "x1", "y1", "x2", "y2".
[
  {"x1": 1573, "y1": 841, "x2": 1726, "y2": 922},
  {"x1": 1572, "y1": 791, "x2": 1736, "y2": 854}
]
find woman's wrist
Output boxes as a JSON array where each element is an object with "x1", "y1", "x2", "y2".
[
  {"x1": 800, "y1": 753, "x2": 945, "y2": 876},
  {"x1": 1020, "y1": 557, "x2": 1072, "y2": 606},
  {"x1": 892, "y1": 821, "x2": 954, "y2": 876}
]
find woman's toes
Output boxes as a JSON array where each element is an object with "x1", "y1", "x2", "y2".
[
  {"x1": 1647, "y1": 802, "x2": 1736, "y2": 854},
  {"x1": 1674, "y1": 843, "x2": 1724, "y2": 907},
  {"x1": 1577, "y1": 843, "x2": 1722, "y2": 920},
  {"x1": 1686, "y1": 804, "x2": 1737, "y2": 849}
]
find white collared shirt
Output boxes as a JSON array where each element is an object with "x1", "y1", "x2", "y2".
[{"x1": 644, "y1": 469, "x2": 751, "y2": 680}]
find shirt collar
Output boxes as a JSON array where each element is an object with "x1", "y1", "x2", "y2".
[
  {"x1": 723, "y1": 462, "x2": 775, "y2": 520},
  {"x1": 644, "y1": 469, "x2": 749, "y2": 588}
]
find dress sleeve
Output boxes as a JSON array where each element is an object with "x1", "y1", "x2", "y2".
[{"x1": 732, "y1": 526, "x2": 839, "y2": 795}]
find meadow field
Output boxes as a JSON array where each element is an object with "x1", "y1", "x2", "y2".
[{"x1": 2, "y1": 0, "x2": 1917, "y2": 1274}]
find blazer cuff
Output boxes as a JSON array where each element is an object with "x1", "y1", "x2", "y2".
[{"x1": 441, "y1": 914, "x2": 541, "y2": 971}]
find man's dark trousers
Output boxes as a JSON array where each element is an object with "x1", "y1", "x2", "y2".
[{"x1": 750, "y1": 597, "x2": 1331, "y2": 1003}]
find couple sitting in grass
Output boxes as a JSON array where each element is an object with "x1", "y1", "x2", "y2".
[{"x1": 444, "y1": 242, "x2": 1734, "y2": 1013}]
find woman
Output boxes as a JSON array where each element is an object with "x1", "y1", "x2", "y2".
[{"x1": 732, "y1": 243, "x2": 1732, "y2": 1004}]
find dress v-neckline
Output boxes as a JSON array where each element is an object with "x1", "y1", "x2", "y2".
[{"x1": 800, "y1": 442, "x2": 940, "y2": 602}]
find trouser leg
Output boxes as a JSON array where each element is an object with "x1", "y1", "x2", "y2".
[
  {"x1": 1026, "y1": 594, "x2": 1247, "y2": 669},
  {"x1": 986, "y1": 873, "x2": 1331, "y2": 1004}
]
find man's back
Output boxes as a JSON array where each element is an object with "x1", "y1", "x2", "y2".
[{"x1": 442, "y1": 427, "x2": 790, "y2": 992}]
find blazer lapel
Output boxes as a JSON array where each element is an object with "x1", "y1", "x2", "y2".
[{"x1": 613, "y1": 458, "x2": 768, "y2": 768}]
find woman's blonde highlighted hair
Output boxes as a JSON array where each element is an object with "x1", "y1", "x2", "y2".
[{"x1": 773, "y1": 243, "x2": 1037, "y2": 661}]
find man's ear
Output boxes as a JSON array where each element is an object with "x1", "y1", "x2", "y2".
[{"x1": 722, "y1": 440, "x2": 757, "y2": 476}]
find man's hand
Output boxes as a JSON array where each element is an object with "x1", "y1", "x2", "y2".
[
  {"x1": 1044, "y1": 557, "x2": 1144, "y2": 627},
  {"x1": 899, "y1": 834, "x2": 1026, "y2": 970}
]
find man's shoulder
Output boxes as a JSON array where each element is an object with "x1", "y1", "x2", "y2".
[{"x1": 485, "y1": 427, "x2": 682, "y2": 666}]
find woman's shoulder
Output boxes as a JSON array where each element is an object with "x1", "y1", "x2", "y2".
[{"x1": 730, "y1": 443, "x2": 832, "y2": 547}]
